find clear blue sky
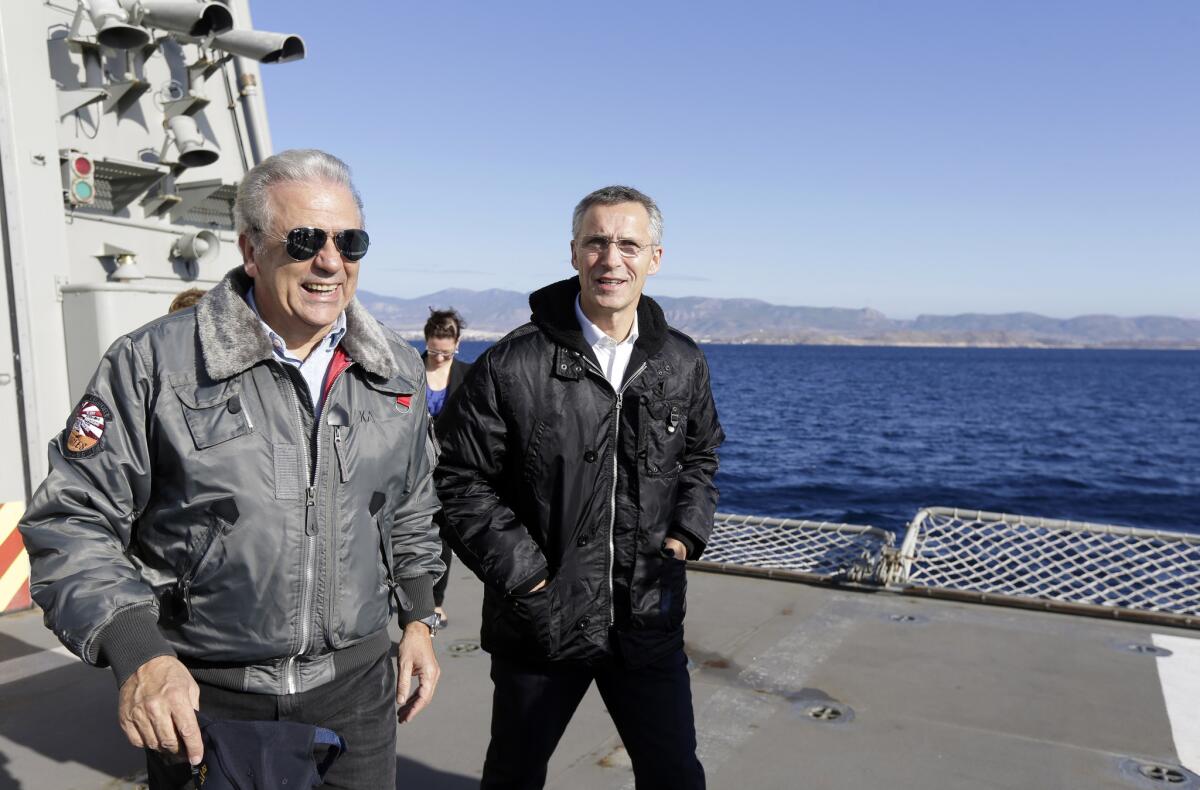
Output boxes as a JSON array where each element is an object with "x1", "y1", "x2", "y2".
[{"x1": 247, "y1": 1, "x2": 1199, "y2": 319}]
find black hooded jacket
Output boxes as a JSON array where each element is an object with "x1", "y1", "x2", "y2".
[{"x1": 434, "y1": 278, "x2": 724, "y2": 664}]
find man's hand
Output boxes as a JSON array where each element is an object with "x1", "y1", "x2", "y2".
[
  {"x1": 117, "y1": 655, "x2": 203, "y2": 765},
  {"x1": 529, "y1": 579, "x2": 548, "y2": 593},
  {"x1": 664, "y1": 537, "x2": 688, "y2": 560},
  {"x1": 397, "y1": 621, "x2": 440, "y2": 723}
]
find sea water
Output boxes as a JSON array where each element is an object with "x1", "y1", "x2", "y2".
[{"x1": 448, "y1": 342, "x2": 1199, "y2": 534}]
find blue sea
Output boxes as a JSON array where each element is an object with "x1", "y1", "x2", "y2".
[{"x1": 447, "y1": 342, "x2": 1200, "y2": 535}]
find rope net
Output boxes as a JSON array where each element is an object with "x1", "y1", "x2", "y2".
[
  {"x1": 897, "y1": 508, "x2": 1200, "y2": 616},
  {"x1": 702, "y1": 512, "x2": 893, "y2": 578}
]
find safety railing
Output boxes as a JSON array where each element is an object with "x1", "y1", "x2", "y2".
[
  {"x1": 888, "y1": 507, "x2": 1200, "y2": 627},
  {"x1": 696, "y1": 507, "x2": 1200, "y2": 629},
  {"x1": 694, "y1": 512, "x2": 894, "y2": 585}
]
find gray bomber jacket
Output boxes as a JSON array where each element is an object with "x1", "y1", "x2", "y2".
[{"x1": 19, "y1": 268, "x2": 444, "y2": 694}]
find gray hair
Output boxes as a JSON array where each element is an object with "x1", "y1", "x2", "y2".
[
  {"x1": 234, "y1": 149, "x2": 365, "y2": 245},
  {"x1": 571, "y1": 185, "x2": 663, "y2": 245}
]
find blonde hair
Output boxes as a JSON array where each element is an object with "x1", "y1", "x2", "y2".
[{"x1": 168, "y1": 287, "x2": 207, "y2": 313}]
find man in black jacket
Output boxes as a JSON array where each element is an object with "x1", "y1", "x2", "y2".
[{"x1": 436, "y1": 185, "x2": 724, "y2": 789}]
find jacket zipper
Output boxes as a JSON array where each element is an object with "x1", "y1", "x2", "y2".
[
  {"x1": 279, "y1": 373, "x2": 310, "y2": 695},
  {"x1": 333, "y1": 426, "x2": 349, "y2": 483},
  {"x1": 581, "y1": 357, "x2": 647, "y2": 627},
  {"x1": 608, "y1": 392, "x2": 622, "y2": 626},
  {"x1": 280, "y1": 365, "x2": 350, "y2": 695},
  {"x1": 175, "y1": 515, "x2": 229, "y2": 621}
]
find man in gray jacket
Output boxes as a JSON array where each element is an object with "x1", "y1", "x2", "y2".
[{"x1": 18, "y1": 149, "x2": 444, "y2": 788}]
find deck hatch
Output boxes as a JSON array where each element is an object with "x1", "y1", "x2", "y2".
[
  {"x1": 446, "y1": 639, "x2": 481, "y2": 656},
  {"x1": 1118, "y1": 758, "x2": 1199, "y2": 788},
  {"x1": 1124, "y1": 642, "x2": 1174, "y2": 658}
]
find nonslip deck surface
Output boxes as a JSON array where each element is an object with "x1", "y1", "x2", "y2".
[{"x1": 0, "y1": 569, "x2": 1195, "y2": 789}]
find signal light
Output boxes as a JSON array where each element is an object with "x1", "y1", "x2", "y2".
[{"x1": 62, "y1": 150, "x2": 96, "y2": 206}]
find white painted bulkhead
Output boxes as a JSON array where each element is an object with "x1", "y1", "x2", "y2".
[{"x1": 0, "y1": 0, "x2": 276, "y2": 502}]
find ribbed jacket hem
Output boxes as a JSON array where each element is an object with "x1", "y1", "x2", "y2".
[{"x1": 184, "y1": 629, "x2": 392, "y2": 694}]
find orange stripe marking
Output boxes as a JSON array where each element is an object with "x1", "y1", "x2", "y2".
[
  {"x1": 0, "y1": 526, "x2": 24, "y2": 577},
  {"x1": 7, "y1": 578, "x2": 30, "y2": 611}
]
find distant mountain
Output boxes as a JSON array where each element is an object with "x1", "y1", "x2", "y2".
[
  {"x1": 357, "y1": 288, "x2": 1200, "y2": 349},
  {"x1": 909, "y1": 313, "x2": 1200, "y2": 344},
  {"x1": 356, "y1": 288, "x2": 529, "y2": 337},
  {"x1": 653, "y1": 297, "x2": 897, "y2": 336}
]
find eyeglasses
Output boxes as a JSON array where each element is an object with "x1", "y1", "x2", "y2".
[
  {"x1": 258, "y1": 227, "x2": 370, "y2": 262},
  {"x1": 575, "y1": 235, "x2": 655, "y2": 259},
  {"x1": 426, "y1": 348, "x2": 458, "y2": 360}
]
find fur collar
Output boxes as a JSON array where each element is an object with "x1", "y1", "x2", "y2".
[{"x1": 195, "y1": 267, "x2": 400, "y2": 381}]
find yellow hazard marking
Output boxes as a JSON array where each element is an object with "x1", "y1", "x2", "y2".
[{"x1": 0, "y1": 501, "x2": 30, "y2": 612}]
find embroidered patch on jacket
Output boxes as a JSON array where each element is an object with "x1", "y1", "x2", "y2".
[
  {"x1": 395, "y1": 394, "x2": 413, "y2": 412},
  {"x1": 64, "y1": 395, "x2": 113, "y2": 458}
]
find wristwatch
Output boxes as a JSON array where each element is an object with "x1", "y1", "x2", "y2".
[{"x1": 417, "y1": 613, "x2": 441, "y2": 636}]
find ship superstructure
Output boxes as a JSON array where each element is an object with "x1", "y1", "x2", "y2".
[{"x1": 0, "y1": 0, "x2": 304, "y2": 611}]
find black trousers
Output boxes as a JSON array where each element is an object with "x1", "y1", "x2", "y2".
[
  {"x1": 146, "y1": 649, "x2": 397, "y2": 790},
  {"x1": 482, "y1": 647, "x2": 705, "y2": 790}
]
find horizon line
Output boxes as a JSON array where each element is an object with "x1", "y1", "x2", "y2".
[{"x1": 355, "y1": 287, "x2": 1200, "y2": 323}]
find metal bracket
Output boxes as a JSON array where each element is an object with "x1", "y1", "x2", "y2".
[
  {"x1": 58, "y1": 87, "x2": 108, "y2": 120},
  {"x1": 167, "y1": 178, "x2": 224, "y2": 222},
  {"x1": 104, "y1": 77, "x2": 151, "y2": 116}
]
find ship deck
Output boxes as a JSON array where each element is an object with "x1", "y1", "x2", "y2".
[{"x1": 0, "y1": 567, "x2": 1197, "y2": 789}]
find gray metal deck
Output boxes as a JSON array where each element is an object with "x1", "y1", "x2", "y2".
[{"x1": 1, "y1": 566, "x2": 1197, "y2": 789}]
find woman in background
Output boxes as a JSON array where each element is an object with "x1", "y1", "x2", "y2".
[{"x1": 423, "y1": 308, "x2": 471, "y2": 628}]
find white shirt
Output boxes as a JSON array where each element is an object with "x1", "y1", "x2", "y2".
[
  {"x1": 246, "y1": 288, "x2": 347, "y2": 418},
  {"x1": 574, "y1": 295, "x2": 639, "y2": 389}
]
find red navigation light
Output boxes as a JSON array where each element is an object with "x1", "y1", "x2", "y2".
[{"x1": 61, "y1": 149, "x2": 96, "y2": 206}]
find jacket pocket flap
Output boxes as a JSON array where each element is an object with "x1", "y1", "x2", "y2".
[
  {"x1": 173, "y1": 382, "x2": 250, "y2": 449},
  {"x1": 362, "y1": 372, "x2": 418, "y2": 397},
  {"x1": 173, "y1": 379, "x2": 240, "y2": 409},
  {"x1": 644, "y1": 397, "x2": 683, "y2": 420}
]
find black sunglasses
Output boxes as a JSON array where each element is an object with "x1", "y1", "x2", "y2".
[{"x1": 258, "y1": 226, "x2": 370, "y2": 262}]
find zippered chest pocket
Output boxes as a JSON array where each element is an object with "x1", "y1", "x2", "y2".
[
  {"x1": 640, "y1": 397, "x2": 687, "y2": 476},
  {"x1": 327, "y1": 391, "x2": 416, "y2": 486},
  {"x1": 173, "y1": 380, "x2": 253, "y2": 450}
]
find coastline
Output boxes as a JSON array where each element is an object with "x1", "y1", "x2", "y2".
[{"x1": 393, "y1": 328, "x2": 1199, "y2": 351}]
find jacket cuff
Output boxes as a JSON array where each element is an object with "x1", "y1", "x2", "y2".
[
  {"x1": 97, "y1": 606, "x2": 176, "y2": 689},
  {"x1": 667, "y1": 530, "x2": 702, "y2": 560},
  {"x1": 396, "y1": 575, "x2": 436, "y2": 626}
]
